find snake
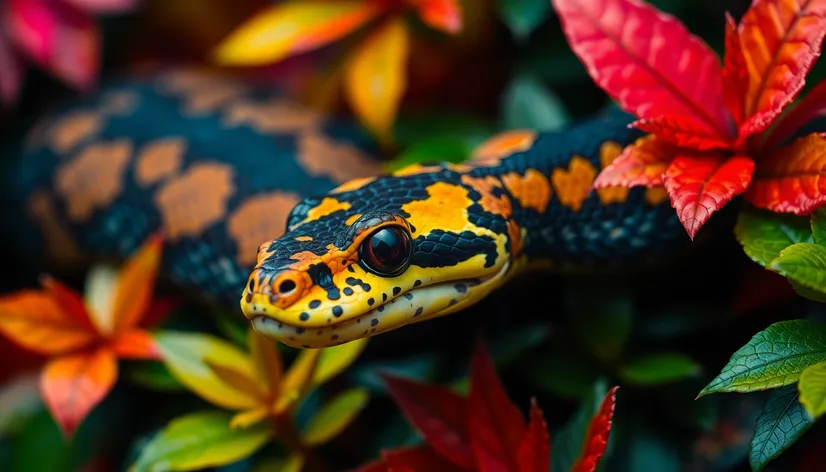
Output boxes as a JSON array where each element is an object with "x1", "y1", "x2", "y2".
[{"x1": 4, "y1": 68, "x2": 691, "y2": 349}]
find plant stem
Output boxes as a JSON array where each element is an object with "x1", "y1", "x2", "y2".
[{"x1": 273, "y1": 414, "x2": 327, "y2": 472}]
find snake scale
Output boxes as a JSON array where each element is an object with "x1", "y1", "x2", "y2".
[{"x1": 4, "y1": 69, "x2": 690, "y2": 348}]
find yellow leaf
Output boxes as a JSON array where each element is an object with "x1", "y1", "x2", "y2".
[
  {"x1": 279, "y1": 348, "x2": 322, "y2": 401},
  {"x1": 344, "y1": 16, "x2": 410, "y2": 143},
  {"x1": 206, "y1": 360, "x2": 266, "y2": 402},
  {"x1": 230, "y1": 408, "x2": 269, "y2": 430},
  {"x1": 301, "y1": 387, "x2": 369, "y2": 446},
  {"x1": 214, "y1": 0, "x2": 380, "y2": 66},
  {"x1": 155, "y1": 331, "x2": 259, "y2": 410},
  {"x1": 83, "y1": 264, "x2": 119, "y2": 335},
  {"x1": 273, "y1": 389, "x2": 301, "y2": 415},
  {"x1": 313, "y1": 338, "x2": 369, "y2": 386},
  {"x1": 254, "y1": 454, "x2": 304, "y2": 472},
  {"x1": 249, "y1": 329, "x2": 282, "y2": 397},
  {"x1": 111, "y1": 233, "x2": 163, "y2": 333},
  {"x1": 800, "y1": 361, "x2": 826, "y2": 419}
]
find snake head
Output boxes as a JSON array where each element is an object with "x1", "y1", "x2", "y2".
[{"x1": 240, "y1": 168, "x2": 513, "y2": 348}]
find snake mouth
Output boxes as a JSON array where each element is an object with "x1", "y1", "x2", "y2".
[{"x1": 247, "y1": 262, "x2": 510, "y2": 349}]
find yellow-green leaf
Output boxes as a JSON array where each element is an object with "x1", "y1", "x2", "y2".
[
  {"x1": 301, "y1": 387, "x2": 370, "y2": 446},
  {"x1": 206, "y1": 360, "x2": 265, "y2": 402},
  {"x1": 344, "y1": 16, "x2": 410, "y2": 143},
  {"x1": 799, "y1": 361, "x2": 826, "y2": 419},
  {"x1": 254, "y1": 455, "x2": 303, "y2": 472},
  {"x1": 249, "y1": 329, "x2": 282, "y2": 396},
  {"x1": 155, "y1": 331, "x2": 259, "y2": 410},
  {"x1": 279, "y1": 348, "x2": 322, "y2": 401},
  {"x1": 214, "y1": 0, "x2": 379, "y2": 66},
  {"x1": 230, "y1": 408, "x2": 269, "y2": 430},
  {"x1": 768, "y1": 243, "x2": 826, "y2": 292},
  {"x1": 313, "y1": 338, "x2": 369, "y2": 386},
  {"x1": 132, "y1": 410, "x2": 271, "y2": 472}
]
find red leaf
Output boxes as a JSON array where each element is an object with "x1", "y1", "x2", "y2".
[
  {"x1": 39, "y1": 275, "x2": 96, "y2": 333},
  {"x1": 632, "y1": 115, "x2": 732, "y2": 150},
  {"x1": 381, "y1": 374, "x2": 474, "y2": 469},
  {"x1": 552, "y1": 0, "x2": 732, "y2": 141},
  {"x1": 108, "y1": 329, "x2": 160, "y2": 360},
  {"x1": 737, "y1": 0, "x2": 826, "y2": 138},
  {"x1": 745, "y1": 133, "x2": 826, "y2": 214},
  {"x1": 5, "y1": 0, "x2": 99, "y2": 90},
  {"x1": 138, "y1": 296, "x2": 180, "y2": 329},
  {"x1": 593, "y1": 135, "x2": 678, "y2": 188},
  {"x1": 40, "y1": 347, "x2": 118, "y2": 438},
  {"x1": 663, "y1": 154, "x2": 755, "y2": 239},
  {"x1": 350, "y1": 460, "x2": 388, "y2": 472},
  {"x1": 467, "y1": 339, "x2": 526, "y2": 472},
  {"x1": 571, "y1": 386, "x2": 619, "y2": 472},
  {"x1": 722, "y1": 12, "x2": 747, "y2": 125},
  {"x1": 516, "y1": 399, "x2": 551, "y2": 472},
  {"x1": 382, "y1": 445, "x2": 467, "y2": 472},
  {"x1": 406, "y1": 0, "x2": 463, "y2": 34},
  {"x1": 765, "y1": 80, "x2": 826, "y2": 149}
]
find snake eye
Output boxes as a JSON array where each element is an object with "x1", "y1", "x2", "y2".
[{"x1": 359, "y1": 225, "x2": 412, "y2": 277}]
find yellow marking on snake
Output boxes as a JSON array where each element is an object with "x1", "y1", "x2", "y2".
[
  {"x1": 295, "y1": 197, "x2": 352, "y2": 227},
  {"x1": 295, "y1": 236, "x2": 313, "y2": 242}
]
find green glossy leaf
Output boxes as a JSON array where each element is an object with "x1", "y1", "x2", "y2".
[
  {"x1": 393, "y1": 111, "x2": 493, "y2": 149},
  {"x1": 129, "y1": 362, "x2": 185, "y2": 392},
  {"x1": 699, "y1": 320, "x2": 826, "y2": 396},
  {"x1": 386, "y1": 137, "x2": 471, "y2": 172},
  {"x1": 619, "y1": 353, "x2": 701, "y2": 386},
  {"x1": 749, "y1": 385, "x2": 814, "y2": 472},
  {"x1": 501, "y1": 74, "x2": 570, "y2": 131},
  {"x1": 496, "y1": 0, "x2": 551, "y2": 40},
  {"x1": 301, "y1": 388, "x2": 369, "y2": 446},
  {"x1": 799, "y1": 361, "x2": 826, "y2": 419},
  {"x1": 790, "y1": 279, "x2": 826, "y2": 303},
  {"x1": 769, "y1": 243, "x2": 826, "y2": 292},
  {"x1": 734, "y1": 207, "x2": 812, "y2": 267},
  {"x1": 811, "y1": 207, "x2": 826, "y2": 245},
  {"x1": 132, "y1": 410, "x2": 271, "y2": 472},
  {"x1": 551, "y1": 378, "x2": 610, "y2": 472}
]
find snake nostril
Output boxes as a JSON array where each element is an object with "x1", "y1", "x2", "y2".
[{"x1": 278, "y1": 279, "x2": 297, "y2": 295}]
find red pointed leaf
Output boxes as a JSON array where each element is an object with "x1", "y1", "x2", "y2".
[
  {"x1": 5, "y1": 0, "x2": 99, "y2": 90},
  {"x1": 571, "y1": 386, "x2": 619, "y2": 472},
  {"x1": 551, "y1": 0, "x2": 732, "y2": 141},
  {"x1": 39, "y1": 275, "x2": 96, "y2": 333},
  {"x1": 737, "y1": 0, "x2": 826, "y2": 138},
  {"x1": 382, "y1": 445, "x2": 467, "y2": 472},
  {"x1": 467, "y1": 339, "x2": 526, "y2": 472},
  {"x1": 765, "y1": 80, "x2": 826, "y2": 149},
  {"x1": 722, "y1": 12, "x2": 748, "y2": 125},
  {"x1": 593, "y1": 135, "x2": 678, "y2": 188},
  {"x1": 516, "y1": 399, "x2": 551, "y2": 472},
  {"x1": 0, "y1": 32, "x2": 23, "y2": 106},
  {"x1": 663, "y1": 154, "x2": 754, "y2": 239},
  {"x1": 745, "y1": 133, "x2": 826, "y2": 214},
  {"x1": 406, "y1": 0, "x2": 462, "y2": 34},
  {"x1": 381, "y1": 374, "x2": 474, "y2": 469},
  {"x1": 632, "y1": 115, "x2": 732, "y2": 150},
  {"x1": 108, "y1": 329, "x2": 160, "y2": 360},
  {"x1": 41, "y1": 347, "x2": 118, "y2": 438}
]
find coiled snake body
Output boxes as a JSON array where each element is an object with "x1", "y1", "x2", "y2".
[{"x1": 6, "y1": 70, "x2": 688, "y2": 348}]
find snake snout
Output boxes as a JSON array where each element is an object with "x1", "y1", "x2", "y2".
[{"x1": 241, "y1": 268, "x2": 306, "y2": 314}]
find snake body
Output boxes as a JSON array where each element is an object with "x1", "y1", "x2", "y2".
[{"x1": 5, "y1": 69, "x2": 689, "y2": 348}]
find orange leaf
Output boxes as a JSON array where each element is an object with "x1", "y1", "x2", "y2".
[
  {"x1": 406, "y1": 0, "x2": 462, "y2": 34},
  {"x1": 746, "y1": 133, "x2": 826, "y2": 214},
  {"x1": 592, "y1": 135, "x2": 678, "y2": 188},
  {"x1": 764, "y1": 80, "x2": 826, "y2": 149},
  {"x1": 632, "y1": 116, "x2": 732, "y2": 150},
  {"x1": 570, "y1": 386, "x2": 619, "y2": 472},
  {"x1": 111, "y1": 232, "x2": 163, "y2": 333},
  {"x1": 344, "y1": 17, "x2": 410, "y2": 143},
  {"x1": 381, "y1": 445, "x2": 467, "y2": 472},
  {"x1": 663, "y1": 154, "x2": 755, "y2": 239},
  {"x1": 722, "y1": 12, "x2": 747, "y2": 125},
  {"x1": 737, "y1": 0, "x2": 826, "y2": 137},
  {"x1": 552, "y1": 0, "x2": 732, "y2": 141},
  {"x1": 108, "y1": 329, "x2": 160, "y2": 360},
  {"x1": 41, "y1": 347, "x2": 118, "y2": 437},
  {"x1": 516, "y1": 399, "x2": 550, "y2": 472},
  {"x1": 0, "y1": 290, "x2": 96, "y2": 355},
  {"x1": 39, "y1": 275, "x2": 96, "y2": 332}
]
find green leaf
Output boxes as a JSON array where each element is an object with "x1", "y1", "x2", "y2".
[
  {"x1": 501, "y1": 74, "x2": 570, "y2": 131},
  {"x1": 386, "y1": 137, "x2": 471, "y2": 172},
  {"x1": 811, "y1": 207, "x2": 826, "y2": 245},
  {"x1": 551, "y1": 378, "x2": 610, "y2": 472},
  {"x1": 301, "y1": 388, "x2": 369, "y2": 446},
  {"x1": 619, "y1": 353, "x2": 701, "y2": 386},
  {"x1": 313, "y1": 337, "x2": 369, "y2": 387},
  {"x1": 698, "y1": 320, "x2": 826, "y2": 396},
  {"x1": 392, "y1": 111, "x2": 493, "y2": 150},
  {"x1": 749, "y1": 385, "x2": 814, "y2": 472},
  {"x1": 768, "y1": 243, "x2": 826, "y2": 292},
  {"x1": 799, "y1": 361, "x2": 826, "y2": 419},
  {"x1": 529, "y1": 354, "x2": 600, "y2": 400},
  {"x1": 495, "y1": 0, "x2": 551, "y2": 40},
  {"x1": 734, "y1": 206, "x2": 812, "y2": 267},
  {"x1": 790, "y1": 279, "x2": 826, "y2": 303},
  {"x1": 132, "y1": 410, "x2": 271, "y2": 472},
  {"x1": 129, "y1": 362, "x2": 185, "y2": 392}
]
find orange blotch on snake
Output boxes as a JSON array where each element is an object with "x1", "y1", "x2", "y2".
[
  {"x1": 228, "y1": 192, "x2": 302, "y2": 266},
  {"x1": 294, "y1": 197, "x2": 352, "y2": 228},
  {"x1": 49, "y1": 112, "x2": 103, "y2": 154},
  {"x1": 295, "y1": 236, "x2": 313, "y2": 242},
  {"x1": 645, "y1": 187, "x2": 669, "y2": 205},
  {"x1": 55, "y1": 140, "x2": 132, "y2": 221},
  {"x1": 154, "y1": 163, "x2": 235, "y2": 241},
  {"x1": 461, "y1": 174, "x2": 512, "y2": 218},
  {"x1": 501, "y1": 169, "x2": 552, "y2": 213},
  {"x1": 298, "y1": 132, "x2": 381, "y2": 184},
  {"x1": 401, "y1": 182, "x2": 472, "y2": 236},
  {"x1": 596, "y1": 141, "x2": 631, "y2": 205},
  {"x1": 470, "y1": 130, "x2": 538, "y2": 167},
  {"x1": 392, "y1": 164, "x2": 444, "y2": 177},
  {"x1": 156, "y1": 70, "x2": 247, "y2": 115},
  {"x1": 551, "y1": 156, "x2": 597, "y2": 212},
  {"x1": 135, "y1": 138, "x2": 186, "y2": 186},
  {"x1": 507, "y1": 220, "x2": 523, "y2": 257},
  {"x1": 345, "y1": 213, "x2": 362, "y2": 226},
  {"x1": 224, "y1": 98, "x2": 323, "y2": 133},
  {"x1": 331, "y1": 177, "x2": 376, "y2": 194},
  {"x1": 26, "y1": 190, "x2": 82, "y2": 263}
]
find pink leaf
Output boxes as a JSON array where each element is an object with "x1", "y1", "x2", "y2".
[{"x1": 62, "y1": 0, "x2": 139, "y2": 14}]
